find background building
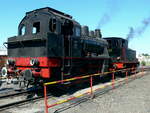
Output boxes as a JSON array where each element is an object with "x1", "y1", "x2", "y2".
[
  {"x1": 0, "y1": 47, "x2": 7, "y2": 69},
  {"x1": 137, "y1": 53, "x2": 150, "y2": 66}
]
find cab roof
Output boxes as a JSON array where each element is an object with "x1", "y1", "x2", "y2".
[
  {"x1": 26, "y1": 7, "x2": 72, "y2": 19},
  {"x1": 103, "y1": 37, "x2": 127, "y2": 41}
]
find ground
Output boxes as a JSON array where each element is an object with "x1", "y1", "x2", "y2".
[{"x1": 1, "y1": 71, "x2": 150, "y2": 113}]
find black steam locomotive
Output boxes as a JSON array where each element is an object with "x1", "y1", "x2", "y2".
[
  {"x1": 2, "y1": 7, "x2": 139, "y2": 87},
  {"x1": 105, "y1": 37, "x2": 139, "y2": 70}
]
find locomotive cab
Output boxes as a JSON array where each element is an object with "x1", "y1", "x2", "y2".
[
  {"x1": 105, "y1": 37, "x2": 128, "y2": 60},
  {"x1": 5, "y1": 8, "x2": 81, "y2": 81},
  {"x1": 104, "y1": 37, "x2": 139, "y2": 69}
]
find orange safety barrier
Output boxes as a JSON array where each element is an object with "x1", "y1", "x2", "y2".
[
  {"x1": 125, "y1": 71, "x2": 128, "y2": 84},
  {"x1": 112, "y1": 72, "x2": 115, "y2": 89},
  {"x1": 43, "y1": 67, "x2": 146, "y2": 113}
]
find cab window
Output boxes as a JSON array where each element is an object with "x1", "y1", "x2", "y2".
[
  {"x1": 49, "y1": 18, "x2": 56, "y2": 32},
  {"x1": 122, "y1": 40, "x2": 126, "y2": 47},
  {"x1": 19, "y1": 25, "x2": 26, "y2": 35},
  {"x1": 115, "y1": 40, "x2": 118, "y2": 47},
  {"x1": 32, "y1": 22, "x2": 40, "y2": 34},
  {"x1": 108, "y1": 40, "x2": 112, "y2": 48},
  {"x1": 75, "y1": 27, "x2": 81, "y2": 37},
  {"x1": 61, "y1": 20, "x2": 73, "y2": 35}
]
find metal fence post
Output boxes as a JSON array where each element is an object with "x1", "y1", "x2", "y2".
[
  {"x1": 90, "y1": 75, "x2": 94, "y2": 98},
  {"x1": 134, "y1": 68, "x2": 136, "y2": 79},
  {"x1": 112, "y1": 72, "x2": 115, "y2": 89},
  {"x1": 125, "y1": 71, "x2": 128, "y2": 84},
  {"x1": 44, "y1": 85, "x2": 48, "y2": 113},
  {"x1": 131, "y1": 68, "x2": 134, "y2": 79},
  {"x1": 142, "y1": 66, "x2": 144, "y2": 76}
]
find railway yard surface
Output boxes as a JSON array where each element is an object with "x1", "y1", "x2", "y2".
[{"x1": 0, "y1": 71, "x2": 150, "y2": 113}]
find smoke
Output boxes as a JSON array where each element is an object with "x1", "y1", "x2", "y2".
[
  {"x1": 138, "y1": 17, "x2": 150, "y2": 35},
  {"x1": 97, "y1": 14, "x2": 110, "y2": 28},
  {"x1": 127, "y1": 17, "x2": 150, "y2": 41},
  {"x1": 126, "y1": 27, "x2": 134, "y2": 41},
  {"x1": 97, "y1": 0, "x2": 119, "y2": 28}
]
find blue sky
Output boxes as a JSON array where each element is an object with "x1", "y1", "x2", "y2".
[{"x1": 0, "y1": 0, "x2": 150, "y2": 54}]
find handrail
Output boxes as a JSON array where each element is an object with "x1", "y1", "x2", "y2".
[{"x1": 43, "y1": 67, "x2": 148, "y2": 113}]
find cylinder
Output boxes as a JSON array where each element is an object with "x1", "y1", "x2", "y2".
[
  {"x1": 81, "y1": 26, "x2": 89, "y2": 36},
  {"x1": 89, "y1": 30, "x2": 95, "y2": 37},
  {"x1": 95, "y1": 29, "x2": 102, "y2": 38}
]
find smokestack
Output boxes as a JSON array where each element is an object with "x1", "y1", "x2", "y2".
[
  {"x1": 95, "y1": 29, "x2": 102, "y2": 38},
  {"x1": 89, "y1": 30, "x2": 95, "y2": 37},
  {"x1": 81, "y1": 26, "x2": 89, "y2": 36}
]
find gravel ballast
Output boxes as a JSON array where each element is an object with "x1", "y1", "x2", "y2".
[{"x1": 1, "y1": 71, "x2": 150, "y2": 113}]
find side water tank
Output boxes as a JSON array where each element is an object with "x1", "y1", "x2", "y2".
[
  {"x1": 95, "y1": 29, "x2": 102, "y2": 38},
  {"x1": 81, "y1": 26, "x2": 89, "y2": 36}
]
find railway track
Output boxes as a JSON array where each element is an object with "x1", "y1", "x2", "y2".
[
  {"x1": 0, "y1": 90, "x2": 31, "y2": 99},
  {"x1": 0, "y1": 86, "x2": 65, "y2": 111},
  {"x1": 0, "y1": 95, "x2": 45, "y2": 111},
  {"x1": 0, "y1": 87, "x2": 45, "y2": 111}
]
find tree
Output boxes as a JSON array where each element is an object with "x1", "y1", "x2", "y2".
[
  {"x1": 141, "y1": 61, "x2": 146, "y2": 66},
  {"x1": 142, "y1": 53, "x2": 150, "y2": 56}
]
